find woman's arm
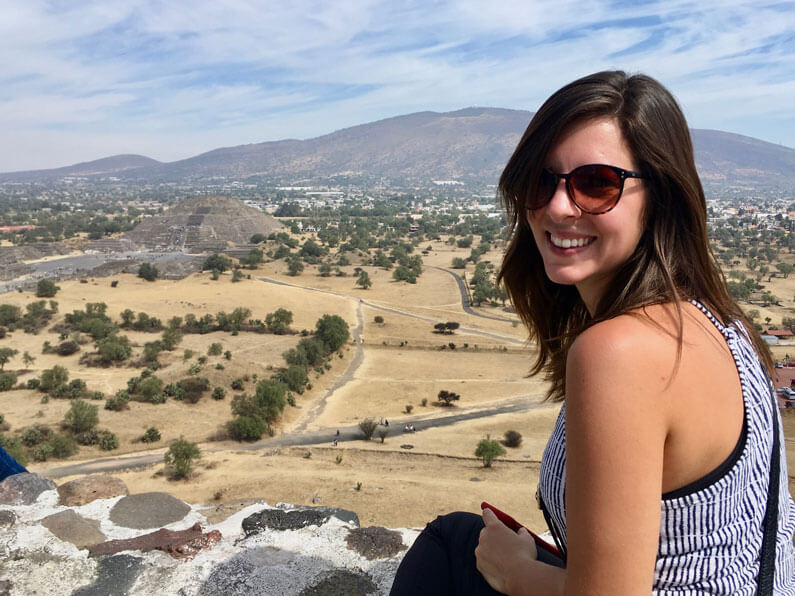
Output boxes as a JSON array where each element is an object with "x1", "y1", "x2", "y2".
[{"x1": 563, "y1": 317, "x2": 669, "y2": 594}]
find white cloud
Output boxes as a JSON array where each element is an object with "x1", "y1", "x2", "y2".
[{"x1": 0, "y1": 0, "x2": 792, "y2": 171}]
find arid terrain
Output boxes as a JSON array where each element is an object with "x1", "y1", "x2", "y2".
[{"x1": 2, "y1": 236, "x2": 794, "y2": 532}]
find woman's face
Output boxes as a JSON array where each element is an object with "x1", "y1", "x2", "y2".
[{"x1": 526, "y1": 117, "x2": 646, "y2": 313}]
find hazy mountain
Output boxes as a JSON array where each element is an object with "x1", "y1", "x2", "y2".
[
  {"x1": 0, "y1": 154, "x2": 161, "y2": 181},
  {"x1": 3, "y1": 109, "x2": 794, "y2": 194}
]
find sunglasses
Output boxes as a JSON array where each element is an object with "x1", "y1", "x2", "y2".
[{"x1": 530, "y1": 164, "x2": 644, "y2": 215}]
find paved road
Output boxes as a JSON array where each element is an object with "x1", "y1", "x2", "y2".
[
  {"x1": 433, "y1": 266, "x2": 515, "y2": 323},
  {"x1": 42, "y1": 397, "x2": 548, "y2": 479}
]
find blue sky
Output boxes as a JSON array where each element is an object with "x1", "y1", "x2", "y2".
[{"x1": 2, "y1": 0, "x2": 794, "y2": 172}]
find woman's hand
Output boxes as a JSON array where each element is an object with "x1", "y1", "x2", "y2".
[{"x1": 475, "y1": 507, "x2": 538, "y2": 594}]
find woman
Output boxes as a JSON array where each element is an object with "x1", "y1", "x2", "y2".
[{"x1": 391, "y1": 71, "x2": 795, "y2": 594}]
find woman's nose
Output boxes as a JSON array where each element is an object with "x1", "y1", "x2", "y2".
[{"x1": 545, "y1": 179, "x2": 581, "y2": 221}]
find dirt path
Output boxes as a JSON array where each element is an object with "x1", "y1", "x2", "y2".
[{"x1": 41, "y1": 396, "x2": 542, "y2": 479}]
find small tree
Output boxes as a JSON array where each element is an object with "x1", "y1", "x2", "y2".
[
  {"x1": 374, "y1": 316, "x2": 384, "y2": 324},
  {"x1": 266, "y1": 308, "x2": 293, "y2": 335},
  {"x1": 231, "y1": 269, "x2": 245, "y2": 282},
  {"x1": 437, "y1": 390, "x2": 460, "y2": 406},
  {"x1": 64, "y1": 399, "x2": 99, "y2": 434},
  {"x1": 208, "y1": 342, "x2": 223, "y2": 356},
  {"x1": 40, "y1": 365, "x2": 69, "y2": 392},
  {"x1": 36, "y1": 279, "x2": 59, "y2": 297},
  {"x1": 356, "y1": 271, "x2": 372, "y2": 289},
  {"x1": 164, "y1": 438, "x2": 200, "y2": 479},
  {"x1": 138, "y1": 262, "x2": 159, "y2": 281},
  {"x1": 377, "y1": 428, "x2": 389, "y2": 443},
  {"x1": 0, "y1": 347, "x2": 18, "y2": 371},
  {"x1": 358, "y1": 418, "x2": 378, "y2": 440},
  {"x1": 141, "y1": 427, "x2": 161, "y2": 443},
  {"x1": 475, "y1": 438, "x2": 506, "y2": 468}
]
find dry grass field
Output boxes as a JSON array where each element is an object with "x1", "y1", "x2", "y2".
[{"x1": 1, "y1": 236, "x2": 794, "y2": 531}]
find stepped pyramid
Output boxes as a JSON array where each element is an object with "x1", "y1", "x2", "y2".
[{"x1": 124, "y1": 196, "x2": 283, "y2": 253}]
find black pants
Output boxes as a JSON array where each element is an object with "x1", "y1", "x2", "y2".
[
  {"x1": 391, "y1": 512, "x2": 565, "y2": 595},
  {"x1": 390, "y1": 512, "x2": 504, "y2": 595}
]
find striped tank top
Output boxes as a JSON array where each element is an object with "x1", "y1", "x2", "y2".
[{"x1": 537, "y1": 300, "x2": 795, "y2": 594}]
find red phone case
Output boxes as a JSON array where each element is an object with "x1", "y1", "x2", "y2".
[{"x1": 480, "y1": 501, "x2": 561, "y2": 557}]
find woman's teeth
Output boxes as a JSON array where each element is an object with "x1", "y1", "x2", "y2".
[{"x1": 550, "y1": 235, "x2": 593, "y2": 249}]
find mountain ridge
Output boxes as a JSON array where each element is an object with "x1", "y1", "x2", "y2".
[{"x1": 3, "y1": 109, "x2": 794, "y2": 194}]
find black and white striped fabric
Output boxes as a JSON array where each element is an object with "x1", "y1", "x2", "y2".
[{"x1": 537, "y1": 300, "x2": 795, "y2": 594}]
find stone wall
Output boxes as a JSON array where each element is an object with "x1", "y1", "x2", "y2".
[{"x1": 0, "y1": 473, "x2": 416, "y2": 595}]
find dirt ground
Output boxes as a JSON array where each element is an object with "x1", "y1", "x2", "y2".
[{"x1": 3, "y1": 236, "x2": 794, "y2": 532}]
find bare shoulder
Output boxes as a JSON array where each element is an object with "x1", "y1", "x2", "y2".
[{"x1": 567, "y1": 304, "x2": 680, "y2": 396}]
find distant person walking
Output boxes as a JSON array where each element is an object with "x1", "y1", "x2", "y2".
[{"x1": 392, "y1": 71, "x2": 795, "y2": 594}]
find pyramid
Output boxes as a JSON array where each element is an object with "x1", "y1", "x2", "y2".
[{"x1": 124, "y1": 196, "x2": 283, "y2": 253}]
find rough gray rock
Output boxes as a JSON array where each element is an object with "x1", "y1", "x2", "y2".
[
  {"x1": 242, "y1": 505, "x2": 359, "y2": 536},
  {"x1": 0, "y1": 510, "x2": 16, "y2": 527},
  {"x1": 198, "y1": 546, "x2": 334, "y2": 596},
  {"x1": 57, "y1": 474, "x2": 128, "y2": 506},
  {"x1": 41, "y1": 509, "x2": 104, "y2": 549},
  {"x1": 72, "y1": 554, "x2": 143, "y2": 596},
  {"x1": 109, "y1": 492, "x2": 191, "y2": 529},
  {"x1": 299, "y1": 569, "x2": 378, "y2": 596},
  {"x1": 345, "y1": 527, "x2": 405, "y2": 560},
  {"x1": 0, "y1": 473, "x2": 57, "y2": 505}
]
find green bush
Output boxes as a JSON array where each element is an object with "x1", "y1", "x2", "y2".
[
  {"x1": 32, "y1": 443, "x2": 55, "y2": 462},
  {"x1": 75, "y1": 429, "x2": 100, "y2": 446},
  {"x1": 315, "y1": 314, "x2": 349, "y2": 352},
  {"x1": 231, "y1": 378, "x2": 245, "y2": 390},
  {"x1": 137, "y1": 262, "x2": 159, "y2": 281},
  {"x1": 26, "y1": 378, "x2": 41, "y2": 390},
  {"x1": 64, "y1": 399, "x2": 99, "y2": 434},
  {"x1": 164, "y1": 438, "x2": 200, "y2": 479},
  {"x1": 96, "y1": 335, "x2": 132, "y2": 363},
  {"x1": 141, "y1": 427, "x2": 161, "y2": 443},
  {"x1": 176, "y1": 377, "x2": 210, "y2": 403},
  {"x1": 212, "y1": 387, "x2": 226, "y2": 400},
  {"x1": 0, "y1": 372, "x2": 16, "y2": 392},
  {"x1": 56, "y1": 341, "x2": 79, "y2": 356},
  {"x1": 227, "y1": 415, "x2": 268, "y2": 441},
  {"x1": 21, "y1": 426, "x2": 45, "y2": 447},
  {"x1": 208, "y1": 343, "x2": 223, "y2": 356},
  {"x1": 47, "y1": 433, "x2": 77, "y2": 458},
  {"x1": 98, "y1": 431, "x2": 119, "y2": 451},
  {"x1": 475, "y1": 438, "x2": 506, "y2": 468},
  {"x1": 40, "y1": 365, "x2": 69, "y2": 392},
  {"x1": 36, "y1": 279, "x2": 59, "y2": 298}
]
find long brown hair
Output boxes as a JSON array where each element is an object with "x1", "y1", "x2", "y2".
[{"x1": 497, "y1": 71, "x2": 773, "y2": 401}]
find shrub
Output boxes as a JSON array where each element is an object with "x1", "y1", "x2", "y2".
[
  {"x1": 404, "y1": 404, "x2": 414, "y2": 414},
  {"x1": 374, "y1": 316, "x2": 384, "y2": 324},
  {"x1": 26, "y1": 378, "x2": 41, "y2": 390},
  {"x1": 64, "y1": 399, "x2": 99, "y2": 434},
  {"x1": 475, "y1": 438, "x2": 506, "y2": 468},
  {"x1": 231, "y1": 378, "x2": 245, "y2": 390},
  {"x1": 208, "y1": 343, "x2": 223, "y2": 356},
  {"x1": 75, "y1": 429, "x2": 100, "y2": 446},
  {"x1": 141, "y1": 427, "x2": 161, "y2": 443},
  {"x1": 358, "y1": 418, "x2": 378, "y2": 440},
  {"x1": 105, "y1": 391, "x2": 130, "y2": 411},
  {"x1": 265, "y1": 308, "x2": 293, "y2": 335},
  {"x1": 377, "y1": 428, "x2": 388, "y2": 443},
  {"x1": 138, "y1": 262, "x2": 159, "y2": 281},
  {"x1": 224, "y1": 350, "x2": 232, "y2": 360},
  {"x1": 40, "y1": 365, "x2": 69, "y2": 392},
  {"x1": 176, "y1": 377, "x2": 210, "y2": 403},
  {"x1": 227, "y1": 415, "x2": 268, "y2": 441},
  {"x1": 95, "y1": 335, "x2": 132, "y2": 363},
  {"x1": 503, "y1": 430, "x2": 523, "y2": 448},
  {"x1": 164, "y1": 438, "x2": 200, "y2": 479},
  {"x1": 32, "y1": 443, "x2": 55, "y2": 462},
  {"x1": 22, "y1": 426, "x2": 45, "y2": 447},
  {"x1": 278, "y1": 364, "x2": 308, "y2": 393},
  {"x1": 212, "y1": 387, "x2": 226, "y2": 400},
  {"x1": 98, "y1": 431, "x2": 119, "y2": 451},
  {"x1": 0, "y1": 373, "x2": 16, "y2": 392},
  {"x1": 56, "y1": 341, "x2": 80, "y2": 356},
  {"x1": 136, "y1": 376, "x2": 164, "y2": 403},
  {"x1": 47, "y1": 433, "x2": 77, "y2": 458},
  {"x1": 36, "y1": 279, "x2": 59, "y2": 298}
]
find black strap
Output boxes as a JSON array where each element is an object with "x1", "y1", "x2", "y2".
[{"x1": 756, "y1": 399, "x2": 780, "y2": 595}]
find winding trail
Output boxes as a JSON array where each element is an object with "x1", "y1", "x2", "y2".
[{"x1": 42, "y1": 396, "x2": 548, "y2": 479}]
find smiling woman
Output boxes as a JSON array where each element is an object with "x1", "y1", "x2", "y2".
[{"x1": 390, "y1": 71, "x2": 795, "y2": 595}]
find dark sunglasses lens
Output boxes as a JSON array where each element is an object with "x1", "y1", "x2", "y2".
[
  {"x1": 569, "y1": 165, "x2": 621, "y2": 212},
  {"x1": 531, "y1": 169, "x2": 558, "y2": 208}
]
